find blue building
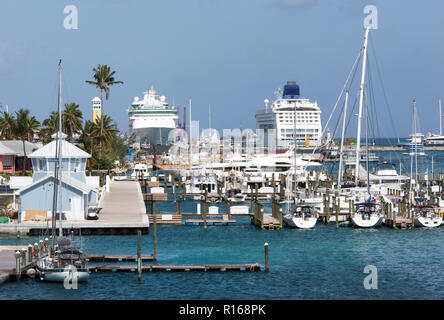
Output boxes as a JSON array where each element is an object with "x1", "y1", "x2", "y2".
[{"x1": 17, "y1": 132, "x2": 98, "y2": 222}]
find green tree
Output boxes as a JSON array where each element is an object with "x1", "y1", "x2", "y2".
[
  {"x1": 0, "y1": 111, "x2": 16, "y2": 140},
  {"x1": 40, "y1": 111, "x2": 59, "y2": 144},
  {"x1": 85, "y1": 64, "x2": 123, "y2": 152},
  {"x1": 63, "y1": 102, "x2": 83, "y2": 141},
  {"x1": 14, "y1": 109, "x2": 40, "y2": 175}
]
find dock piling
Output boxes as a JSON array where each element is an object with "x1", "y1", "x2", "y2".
[
  {"x1": 264, "y1": 243, "x2": 269, "y2": 272},
  {"x1": 137, "y1": 229, "x2": 142, "y2": 281},
  {"x1": 153, "y1": 215, "x2": 157, "y2": 262}
]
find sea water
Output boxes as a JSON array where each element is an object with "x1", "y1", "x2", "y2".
[{"x1": 1, "y1": 150, "x2": 444, "y2": 300}]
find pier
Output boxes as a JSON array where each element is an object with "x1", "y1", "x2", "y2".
[
  {"x1": 0, "y1": 180, "x2": 149, "y2": 236},
  {"x1": 89, "y1": 263, "x2": 261, "y2": 273}
]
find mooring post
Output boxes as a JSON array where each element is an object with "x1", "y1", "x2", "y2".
[
  {"x1": 151, "y1": 200, "x2": 156, "y2": 215},
  {"x1": 264, "y1": 242, "x2": 269, "y2": 273},
  {"x1": 27, "y1": 244, "x2": 32, "y2": 262},
  {"x1": 250, "y1": 188, "x2": 254, "y2": 214},
  {"x1": 34, "y1": 242, "x2": 39, "y2": 258},
  {"x1": 173, "y1": 183, "x2": 176, "y2": 203},
  {"x1": 137, "y1": 229, "x2": 142, "y2": 281},
  {"x1": 336, "y1": 196, "x2": 339, "y2": 229},
  {"x1": 226, "y1": 201, "x2": 231, "y2": 220},
  {"x1": 153, "y1": 215, "x2": 157, "y2": 262},
  {"x1": 15, "y1": 251, "x2": 21, "y2": 280},
  {"x1": 21, "y1": 248, "x2": 26, "y2": 266},
  {"x1": 176, "y1": 200, "x2": 181, "y2": 214}
]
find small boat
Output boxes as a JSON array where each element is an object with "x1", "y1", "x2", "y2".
[
  {"x1": 283, "y1": 204, "x2": 318, "y2": 229},
  {"x1": 412, "y1": 198, "x2": 442, "y2": 228},
  {"x1": 131, "y1": 163, "x2": 151, "y2": 179}
]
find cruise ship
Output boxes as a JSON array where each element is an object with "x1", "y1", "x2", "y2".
[
  {"x1": 255, "y1": 81, "x2": 322, "y2": 150},
  {"x1": 127, "y1": 87, "x2": 178, "y2": 146}
]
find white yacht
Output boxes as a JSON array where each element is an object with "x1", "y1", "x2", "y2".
[
  {"x1": 127, "y1": 87, "x2": 178, "y2": 146},
  {"x1": 412, "y1": 198, "x2": 443, "y2": 228},
  {"x1": 255, "y1": 81, "x2": 322, "y2": 150}
]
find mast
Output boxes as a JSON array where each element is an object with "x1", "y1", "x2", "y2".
[
  {"x1": 355, "y1": 27, "x2": 370, "y2": 186},
  {"x1": 57, "y1": 60, "x2": 63, "y2": 237},
  {"x1": 188, "y1": 99, "x2": 192, "y2": 171},
  {"x1": 337, "y1": 91, "x2": 349, "y2": 189},
  {"x1": 440, "y1": 99, "x2": 442, "y2": 136},
  {"x1": 208, "y1": 104, "x2": 211, "y2": 130},
  {"x1": 409, "y1": 99, "x2": 415, "y2": 204}
]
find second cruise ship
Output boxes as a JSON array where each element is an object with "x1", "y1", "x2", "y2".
[{"x1": 255, "y1": 81, "x2": 323, "y2": 149}]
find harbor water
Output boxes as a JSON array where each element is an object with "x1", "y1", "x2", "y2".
[{"x1": 1, "y1": 149, "x2": 444, "y2": 299}]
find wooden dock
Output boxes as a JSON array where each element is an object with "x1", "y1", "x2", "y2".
[
  {"x1": 0, "y1": 180, "x2": 149, "y2": 236},
  {"x1": 148, "y1": 214, "x2": 182, "y2": 225},
  {"x1": 251, "y1": 202, "x2": 282, "y2": 230},
  {"x1": 85, "y1": 254, "x2": 154, "y2": 262},
  {"x1": 0, "y1": 245, "x2": 37, "y2": 286},
  {"x1": 89, "y1": 263, "x2": 261, "y2": 272}
]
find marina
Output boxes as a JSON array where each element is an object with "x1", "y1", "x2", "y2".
[{"x1": 1, "y1": 0, "x2": 444, "y2": 303}]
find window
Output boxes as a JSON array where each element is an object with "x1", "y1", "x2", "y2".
[
  {"x1": 75, "y1": 159, "x2": 81, "y2": 172},
  {"x1": 3, "y1": 157, "x2": 12, "y2": 170},
  {"x1": 37, "y1": 159, "x2": 44, "y2": 171}
]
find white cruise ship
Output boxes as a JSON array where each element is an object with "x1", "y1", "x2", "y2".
[
  {"x1": 255, "y1": 81, "x2": 322, "y2": 150},
  {"x1": 127, "y1": 87, "x2": 178, "y2": 146}
]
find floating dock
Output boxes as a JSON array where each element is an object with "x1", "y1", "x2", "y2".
[{"x1": 89, "y1": 263, "x2": 261, "y2": 272}]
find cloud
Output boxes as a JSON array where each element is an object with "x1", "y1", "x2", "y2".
[
  {"x1": 0, "y1": 42, "x2": 24, "y2": 72},
  {"x1": 277, "y1": 0, "x2": 317, "y2": 8}
]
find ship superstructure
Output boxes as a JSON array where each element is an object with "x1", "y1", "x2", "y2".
[
  {"x1": 255, "y1": 81, "x2": 322, "y2": 149},
  {"x1": 127, "y1": 87, "x2": 178, "y2": 146}
]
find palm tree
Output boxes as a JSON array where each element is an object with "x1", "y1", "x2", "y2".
[
  {"x1": 63, "y1": 102, "x2": 83, "y2": 142},
  {"x1": 14, "y1": 109, "x2": 40, "y2": 175},
  {"x1": 40, "y1": 112, "x2": 58, "y2": 143},
  {"x1": 92, "y1": 115, "x2": 118, "y2": 149},
  {"x1": 85, "y1": 64, "x2": 123, "y2": 153},
  {"x1": 0, "y1": 111, "x2": 16, "y2": 140}
]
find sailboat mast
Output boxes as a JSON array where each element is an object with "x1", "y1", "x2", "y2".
[
  {"x1": 355, "y1": 27, "x2": 370, "y2": 186},
  {"x1": 57, "y1": 60, "x2": 63, "y2": 237},
  {"x1": 440, "y1": 99, "x2": 442, "y2": 136},
  {"x1": 188, "y1": 99, "x2": 192, "y2": 171},
  {"x1": 337, "y1": 91, "x2": 349, "y2": 189},
  {"x1": 409, "y1": 99, "x2": 415, "y2": 203}
]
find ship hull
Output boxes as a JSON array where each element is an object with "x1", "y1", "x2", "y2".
[{"x1": 132, "y1": 126, "x2": 175, "y2": 146}]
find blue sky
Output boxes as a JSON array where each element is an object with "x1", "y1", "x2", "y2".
[{"x1": 0, "y1": 0, "x2": 443, "y2": 138}]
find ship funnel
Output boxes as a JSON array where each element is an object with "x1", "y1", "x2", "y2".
[{"x1": 264, "y1": 99, "x2": 269, "y2": 111}]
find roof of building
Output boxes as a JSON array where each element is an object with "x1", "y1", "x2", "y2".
[
  {"x1": 17, "y1": 172, "x2": 97, "y2": 195},
  {"x1": 0, "y1": 140, "x2": 40, "y2": 156},
  {"x1": 28, "y1": 131, "x2": 91, "y2": 159}
]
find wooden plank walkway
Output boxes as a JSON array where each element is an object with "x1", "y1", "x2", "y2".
[
  {"x1": 148, "y1": 214, "x2": 182, "y2": 225},
  {"x1": 88, "y1": 263, "x2": 261, "y2": 272},
  {"x1": 184, "y1": 219, "x2": 236, "y2": 226},
  {"x1": 85, "y1": 254, "x2": 154, "y2": 262}
]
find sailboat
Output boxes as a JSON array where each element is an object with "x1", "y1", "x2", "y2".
[
  {"x1": 36, "y1": 60, "x2": 89, "y2": 283},
  {"x1": 349, "y1": 27, "x2": 382, "y2": 228},
  {"x1": 282, "y1": 94, "x2": 318, "y2": 229},
  {"x1": 412, "y1": 198, "x2": 442, "y2": 228},
  {"x1": 407, "y1": 100, "x2": 442, "y2": 228}
]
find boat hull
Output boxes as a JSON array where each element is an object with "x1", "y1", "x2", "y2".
[
  {"x1": 350, "y1": 215, "x2": 382, "y2": 228},
  {"x1": 414, "y1": 216, "x2": 443, "y2": 228},
  {"x1": 283, "y1": 215, "x2": 317, "y2": 229},
  {"x1": 132, "y1": 126, "x2": 175, "y2": 146},
  {"x1": 37, "y1": 268, "x2": 89, "y2": 283}
]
